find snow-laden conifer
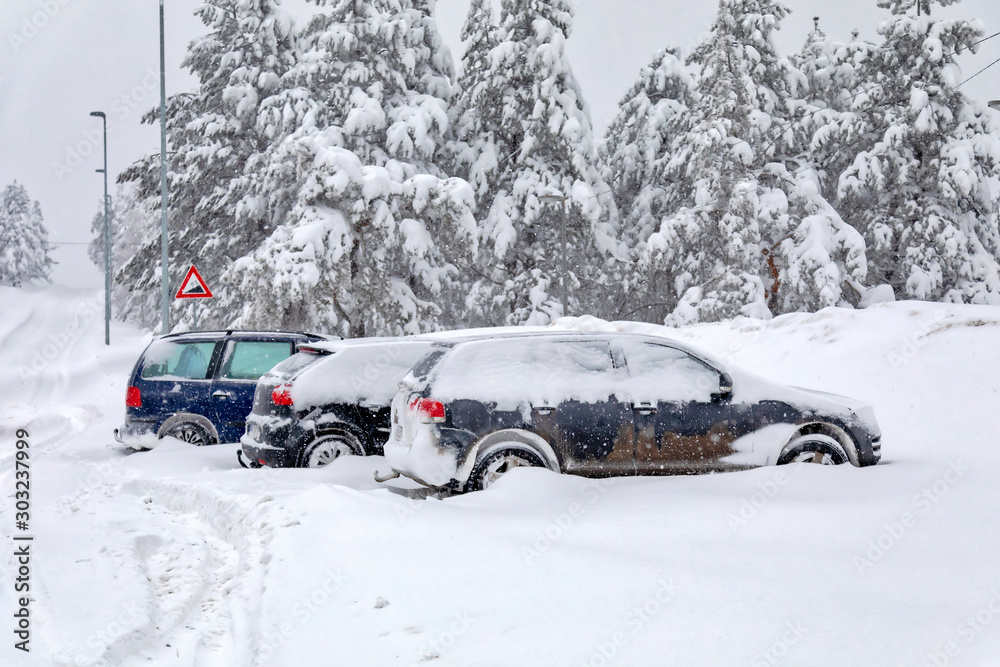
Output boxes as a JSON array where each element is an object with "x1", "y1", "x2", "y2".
[
  {"x1": 838, "y1": 0, "x2": 1000, "y2": 303},
  {"x1": 0, "y1": 182, "x2": 53, "y2": 287},
  {"x1": 599, "y1": 47, "x2": 697, "y2": 320},
  {"x1": 224, "y1": 0, "x2": 476, "y2": 336},
  {"x1": 118, "y1": 0, "x2": 297, "y2": 328},
  {"x1": 88, "y1": 183, "x2": 161, "y2": 328},
  {"x1": 453, "y1": 0, "x2": 620, "y2": 325},
  {"x1": 644, "y1": 0, "x2": 866, "y2": 323}
]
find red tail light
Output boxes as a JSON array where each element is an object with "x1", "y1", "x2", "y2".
[
  {"x1": 126, "y1": 386, "x2": 141, "y2": 408},
  {"x1": 271, "y1": 383, "x2": 294, "y2": 406},
  {"x1": 410, "y1": 397, "x2": 445, "y2": 423}
]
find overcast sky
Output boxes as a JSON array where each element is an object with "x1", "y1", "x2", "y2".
[{"x1": 1, "y1": 0, "x2": 998, "y2": 289}]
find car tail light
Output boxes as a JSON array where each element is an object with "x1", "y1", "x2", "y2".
[
  {"x1": 126, "y1": 386, "x2": 141, "y2": 408},
  {"x1": 410, "y1": 397, "x2": 445, "y2": 423},
  {"x1": 271, "y1": 384, "x2": 294, "y2": 406}
]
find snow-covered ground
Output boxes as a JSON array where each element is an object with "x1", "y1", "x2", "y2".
[{"x1": 2, "y1": 285, "x2": 999, "y2": 666}]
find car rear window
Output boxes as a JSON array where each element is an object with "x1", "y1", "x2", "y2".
[
  {"x1": 291, "y1": 341, "x2": 434, "y2": 407},
  {"x1": 141, "y1": 340, "x2": 217, "y2": 380},
  {"x1": 219, "y1": 340, "x2": 294, "y2": 380}
]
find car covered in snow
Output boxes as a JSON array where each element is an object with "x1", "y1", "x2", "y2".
[
  {"x1": 383, "y1": 331, "x2": 882, "y2": 491},
  {"x1": 115, "y1": 330, "x2": 328, "y2": 448},
  {"x1": 239, "y1": 338, "x2": 434, "y2": 468}
]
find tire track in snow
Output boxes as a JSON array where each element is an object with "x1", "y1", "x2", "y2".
[{"x1": 106, "y1": 479, "x2": 293, "y2": 665}]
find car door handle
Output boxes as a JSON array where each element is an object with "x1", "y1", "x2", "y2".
[
  {"x1": 359, "y1": 401, "x2": 383, "y2": 410},
  {"x1": 533, "y1": 406, "x2": 557, "y2": 415},
  {"x1": 212, "y1": 390, "x2": 234, "y2": 400},
  {"x1": 632, "y1": 402, "x2": 656, "y2": 415}
]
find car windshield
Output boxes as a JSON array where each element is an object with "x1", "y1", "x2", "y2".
[{"x1": 140, "y1": 340, "x2": 216, "y2": 380}]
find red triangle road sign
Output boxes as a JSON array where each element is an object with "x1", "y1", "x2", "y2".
[{"x1": 175, "y1": 265, "x2": 214, "y2": 299}]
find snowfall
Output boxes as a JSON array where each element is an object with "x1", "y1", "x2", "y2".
[{"x1": 1, "y1": 285, "x2": 999, "y2": 667}]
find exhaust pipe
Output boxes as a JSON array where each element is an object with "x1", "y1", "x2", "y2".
[{"x1": 374, "y1": 468, "x2": 400, "y2": 483}]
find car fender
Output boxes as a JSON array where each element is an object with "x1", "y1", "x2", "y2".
[
  {"x1": 778, "y1": 421, "x2": 860, "y2": 467},
  {"x1": 157, "y1": 412, "x2": 221, "y2": 444},
  {"x1": 456, "y1": 429, "x2": 561, "y2": 484}
]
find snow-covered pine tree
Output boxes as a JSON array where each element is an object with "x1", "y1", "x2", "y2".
[
  {"x1": 88, "y1": 182, "x2": 161, "y2": 328},
  {"x1": 453, "y1": 0, "x2": 620, "y2": 325},
  {"x1": 0, "y1": 182, "x2": 53, "y2": 287},
  {"x1": 643, "y1": 0, "x2": 866, "y2": 324},
  {"x1": 599, "y1": 47, "x2": 697, "y2": 320},
  {"x1": 792, "y1": 20, "x2": 878, "y2": 208},
  {"x1": 118, "y1": 0, "x2": 297, "y2": 329},
  {"x1": 223, "y1": 0, "x2": 477, "y2": 337},
  {"x1": 837, "y1": 0, "x2": 1000, "y2": 303}
]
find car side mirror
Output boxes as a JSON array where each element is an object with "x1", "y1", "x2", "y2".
[{"x1": 712, "y1": 372, "x2": 733, "y2": 402}]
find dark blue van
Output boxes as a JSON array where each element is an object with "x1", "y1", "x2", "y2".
[{"x1": 115, "y1": 330, "x2": 328, "y2": 448}]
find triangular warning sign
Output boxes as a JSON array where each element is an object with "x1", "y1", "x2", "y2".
[{"x1": 175, "y1": 265, "x2": 214, "y2": 299}]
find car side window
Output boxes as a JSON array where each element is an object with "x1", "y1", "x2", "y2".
[
  {"x1": 433, "y1": 338, "x2": 619, "y2": 407},
  {"x1": 141, "y1": 341, "x2": 217, "y2": 380},
  {"x1": 622, "y1": 342, "x2": 719, "y2": 403},
  {"x1": 219, "y1": 341, "x2": 293, "y2": 381}
]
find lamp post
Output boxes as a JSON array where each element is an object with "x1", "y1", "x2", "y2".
[
  {"x1": 158, "y1": 0, "x2": 170, "y2": 333},
  {"x1": 539, "y1": 191, "x2": 568, "y2": 317},
  {"x1": 89, "y1": 111, "x2": 110, "y2": 346}
]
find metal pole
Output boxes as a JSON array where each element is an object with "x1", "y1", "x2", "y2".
[
  {"x1": 560, "y1": 200, "x2": 567, "y2": 317},
  {"x1": 102, "y1": 120, "x2": 110, "y2": 346},
  {"x1": 159, "y1": 0, "x2": 170, "y2": 334},
  {"x1": 90, "y1": 111, "x2": 110, "y2": 345}
]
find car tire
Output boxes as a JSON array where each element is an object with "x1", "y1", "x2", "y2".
[
  {"x1": 300, "y1": 432, "x2": 363, "y2": 468},
  {"x1": 468, "y1": 447, "x2": 545, "y2": 491},
  {"x1": 777, "y1": 433, "x2": 847, "y2": 465},
  {"x1": 163, "y1": 422, "x2": 216, "y2": 447}
]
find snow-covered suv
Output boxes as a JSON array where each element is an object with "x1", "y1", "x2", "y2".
[
  {"x1": 115, "y1": 330, "x2": 327, "y2": 448},
  {"x1": 383, "y1": 332, "x2": 882, "y2": 491},
  {"x1": 239, "y1": 338, "x2": 434, "y2": 468}
]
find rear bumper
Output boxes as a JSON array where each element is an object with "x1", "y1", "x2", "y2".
[
  {"x1": 383, "y1": 426, "x2": 460, "y2": 488},
  {"x1": 239, "y1": 434, "x2": 296, "y2": 467},
  {"x1": 114, "y1": 420, "x2": 159, "y2": 449}
]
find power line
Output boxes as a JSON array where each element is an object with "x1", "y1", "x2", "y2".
[
  {"x1": 970, "y1": 31, "x2": 1000, "y2": 48},
  {"x1": 958, "y1": 54, "x2": 1000, "y2": 88}
]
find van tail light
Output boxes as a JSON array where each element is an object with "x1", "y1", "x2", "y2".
[
  {"x1": 410, "y1": 398, "x2": 445, "y2": 423},
  {"x1": 126, "y1": 386, "x2": 141, "y2": 408},
  {"x1": 271, "y1": 384, "x2": 294, "y2": 406}
]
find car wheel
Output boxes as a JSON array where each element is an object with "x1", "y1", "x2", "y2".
[
  {"x1": 468, "y1": 448, "x2": 545, "y2": 491},
  {"x1": 164, "y1": 422, "x2": 215, "y2": 447},
  {"x1": 301, "y1": 433, "x2": 363, "y2": 468},
  {"x1": 778, "y1": 433, "x2": 847, "y2": 465}
]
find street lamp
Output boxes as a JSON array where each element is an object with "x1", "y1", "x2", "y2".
[
  {"x1": 158, "y1": 0, "x2": 170, "y2": 333},
  {"x1": 89, "y1": 111, "x2": 110, "y2": 346},
  {"x1": 538, "y1": 191, "x2": 568, "y2": 317}
]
